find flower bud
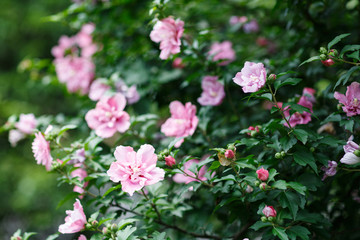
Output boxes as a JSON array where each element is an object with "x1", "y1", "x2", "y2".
[
  {"x1": 225, "y1": 149, "x2": 235, "y2": 160},
  {"x1": 275, "y1": 152, "x2": 282, "y2": 159},
  {"x1": 268, "y1": 216, "x2": 275, "y2": 222},
  {"x1": 319, "y1": 54, "x2": 327, "y2": 61},
  {"x1": 259, "y1": 182, "x2": 267, "y2": 190},
  {"x1": 354, "y1": 150, "x2": 360, "y2": 157},
  {"x1": 329, "y1": 49, "x2": 338, "y2": 56},
  {"x1": 321, "y1": 59, "x2": 335, "y2": 67},
  {"x1": 310, "y1": 147, "x2": 315, "y2": 152},
  {"x1": 165, "y1": 155, "x2": 176, "y2": 167},
  {"x1": 256, "y1": 167, "x2": 269, "y2": 181},
  {"x1": 262, "y1": 205, "x2": 277, "y2": 217},
  {"x1": 161, "y1": 149, "x2": 170, "y2": 156},
  {"x1": 227, "y1": 144, "x2": 236, "y2": 151},
  {"x1": 157, "y1": 154, "x2": 165, "y2": 162},
  {"x1": 250, "y1": 131, "x2": 257, "y2": 137},
  {"x1": 267, "y1": 74, "x2": 277, "y2": 81},
  {"x1": 102, "y1": 227, "x2": 108, "y2": 235},
  {"x1": 91, "y1": 220, "x2": 98, "y2": 226},
  {"x1": 11, "y1": 237, "x2": 22, "y2": 240},
  {"x1": 85, "y1": 223, "x2": 92, "y2": 229},
  {"x1": 218, "y1": 152, "x2": 232, "y2": 166},
  {"x1": 319, "y1": 47, "x2": 327, "y2": 54},
  {"x1": 254, "y1": 180, "x2": 260, "y2": 187},
  {"x1": 261, "y1": 216, "x2": 268, "y2": 222},
  {"x1": 280, "y1": 151, "x2": 286, "y2": 157},
  {"x1": 111, "y1": 223, "x2": 118, "y2": 231},
  {"x1": 246, "y1": 185, "x2": 254, "y2": 193}
]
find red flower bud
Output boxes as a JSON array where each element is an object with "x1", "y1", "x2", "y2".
[
  {"x1": 262, "y1": 205, "x2": 277, "y2": 217},
  {"x1": 165, "y1": 155, "x2": 176, "y2": 167},
  {"x1": 225, "y1": 149, "x2": 235, "y2": 159},
  {"x1": 256, "y1": 167, "x2": 269, "y2": 181},
  {"x1": 321, "y1": 59, "x2": 335, "y2": 67}
]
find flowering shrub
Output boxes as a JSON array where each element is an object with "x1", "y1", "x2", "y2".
[{"x1": 4, "y1": 1, "x2": 360, "y2": 240}]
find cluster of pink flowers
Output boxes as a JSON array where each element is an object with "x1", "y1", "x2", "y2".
[
  {"x1": 150, "y1": 17, "x2": 184, "y2": 60},
  {"x1": 334, "y1": 82, "x2": 360, "y2": 117},
  {"x1": 9, "y1": 113, "x2": 37, "y2": 147},
  {"x1": 107, "y1": 144, "x2": 165, "y2": 196},
  {"x1": 52, "y1": 24, "x2": 97, "y2": 94},
  {"x1": 89, "y1": 78, "x2": 140, "y2": 104},
  {"x1": 233, "y1": 61, "x2": 267, "y2": 93},
  {"x1": 32, "y1": 131, "x2": 53, "y2": 171},
  {"x1": 208, "y1": 41, "x2": 236, "y2": 66},
  {"x1": 197, "y1": 76, "x2": 225, "y2": 106},
  {"x1": 161, "y1": 101, "x2": 199, "y2": 147},
  {"x1": 339, "y1": 136, "x2": 360, "y2": 165},
  {"x1": 58, "y1": 199, "x2": 87, "y2": 234},
  {"x1": 85, "y1": 93, "x2": 131, "y2": 138}
]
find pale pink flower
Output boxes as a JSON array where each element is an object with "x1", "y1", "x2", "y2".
[
  {"x1": 78, "y1": 235, "x2": 87, "y2": 240},
  {"x1": 256, "y1": 167, "x2": 269, "y2": 181},
  {"x1": 150, "y1": 17, "x2": 184, "y2": 60},
  {"x1": 89, "y1": 79, "x2": 111, "y2": 101},
  {"x1": 51, "y1": 35, "x2": 76, "y2": 58},
  {"x1": 58, "y1": 199, "x2": 87, "y2": 234},
  {"x1": 321, "y1": 161, "x2": 337, "y2": 181},
  {"x1": 76, "y1": 23, "x2": 95, "y2": 48},
  {"x1": 71, "y1": 165, "x2": 88, "y2": 195},
  {"x1": 15, "y1": 113, "x2": 37, "y2": 134},
  {"x1": 208, "y1": 41, "x2": 236, "y2": 66},
  {"x1": 340, "y1": 136, "x2": 360, "y2": 165},
  {"x1": 243, "y1": 20, "x2": 259, "y2": 33},
  {"x1": 284, "y1": 96, "x2": 313, "y2": 128},
  {"x1": 115, "y1": 81, "x2": 140, "y2": 105},
  {"x1": 197, "y1": 76, "x2": 225, "y2": 106},
  {"x1": 165, "y1": 155, "x2": 176, "y2": 167},
  {"x1": 233, "y1": 61, "x2": 267, "y2": 93},
  {"x1": 85, "y1": 93, "x2": 130, "y2": 138},
  {"x1": 161, "y1": 101, "x2": 199, "y2": 148},
  {"x1": 302, "y1": 87, "x2": 316, "y2": 103},
  {"x1": 54, "y1": 56, "x2": 95, "y2": 94},
  {"x1": 107, "y1": 144, "x2": 165, "y2": 196},
  {"x1": 32, "y1": 132, "x2": 53, "y2": 171},
  {"x1": 262, "y1": 205, "x2": 277, "y2": 217},
  {"x1": 8, "y1": 129, "x2": 25, "y2": 147},
  {"x1": 334, "y1": 82, "x2": 360, "y2": 117},
  {"x1": 173, "y1": 159, "x2": 208, "y2": 184},
  {"x1": 68, "y1": 148, "x2": 86, "y2": 165}
]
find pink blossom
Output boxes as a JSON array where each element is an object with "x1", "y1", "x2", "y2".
[
  {"x1": 208, "y1": 41, "x2": 236, "y2": 66},
  {"x1": 71, "y1": 165, "x2": 88, "y2": 195},
  {"x1": 115, "y1": 81, "x2": 140, "y2": 105},
  {"x1": 78, "y1": 235, "x2": 87, "y2": 240},
  {"x1": 233, "y1": 61, "x2": 267, "y2": 93},
  {"x1": 284, "y1": 96, "x2": 313, "y2": 128},
  {"x1": 32, "y1": 132, "x2": 53, "y2": 171},
  {"x1": 243, "y1": 20, "x2": 259, "y2": 33},
  {"x1": 302, "y1": 87, "x2": 316, "y2": 103},
  {"x1": 15, "y1": 113, "x2": 37, "y2": 134},
  {"x1": 85, "y1": 93, "x2": 130, "y2": 138},
  {"x1": 8, "y1": 129, "x2": 25, "y2": 147},
  {"x1": 76, "y1": 23, "x2": 95, "y2": 48},
  {"x1": 89, "y1": 79, "x2": 111, "y2": 101},
  {"x1": 173, "y1": 159, "x2": 208, "y2": 184},
  {"x1": 150, "y1": 17, "x2": 184, "y2": 60},
  {"x1": 69, "y1": 148, "x2": 86, "y2": 165},
  {"x1": 197, "y1": 76, "x2": 225, "y2": 106},
  {"x1": 229, "y1": 16, "x2": 248, "y2": 25},
  {"x1": 334, "y1": 82, "x2": 360, "y2": 117},
  {"x1": 54, "y1": 56, "x2": 95, "y2": 94},
  {"x1": 107, "y1": 144, "x2": 165, "y2": 196},
  {"x1": 225, "y1": 149, "x2": 235, "y2": 160},
  {"x1": 321, "y1": 161, "x2": 337, "y2": 181},
  {"x1": 340, "y1": 136, "x2": 360, "y2": 165},
  {"x1": 165, "y1": 155, "x2": 176, "y2": 167},
  {"x1": 161, "y1": 101, "x2": 199, "y2": 148},
  {"x1": 51, "y1": 36, "x2": 76, "y2": 58},
  {"x1": 173, "y1": 58, "x2": 185, "y2": 68},
  {"x1": 262, "y1": 205, "x2": 277, "y2": 217},
  {"x1": 256, "y1": 167, "x2": 269, "y2": 181},
  {"x1": 58, "y1": 199, "x2": 87, "y2": 234}
]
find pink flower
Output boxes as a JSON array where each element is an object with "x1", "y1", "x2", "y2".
[
  {"x1": 173, "y1": 58, "x2": 185, "y2": 68},
  {"x1": 256, "y1": 167, "x2": 269, "y2": 181},
  {"x1": 243, "y1": 20, "x2": 259, "y2": 33},
  {"x1": 165, "y1": 155, "x2": 176, "y2": 167},
  {"x1": 321, "y1": 161, "x2": 337, "y2": 181},
  {"x1": 340, "y1": 136, "x2": 360, "y2": 165},
  {"x1": 68, "y1": 148, "x2": 86, "y2": 165},
  {"x1": 51, "y1": 36, "x2": 76, "y2": 58},
  {"x1": 58, "y1": 199, "x2": 87, "y2": 234},
  {"x1": 85, "y1": 93, "x2": 130, "y2": 138},
  {"x1": 32, "y1": 132, "x2": 53, "y2": 171},
  {"x1": 15, "y1": 113, "x2": 37, "y2": 134},
  {"x1": 89, "y1": 79, "x2": 111, "y2": 101},
  {"x1": 284, "y1": 96, "x2": 313, "y2": 128},
  {"x1": 78, "y1": 235, "x2": 87, "y2": 240},
  {"x1": 71, "y1": 165, "x2": 88, "y2": 195},
  {"x1": 173, "y1": 159, "x2": 208, "y2": 184},
  {"x1": 150, "y1": 17, "x2": 184, "y2": 60},
  {"x1": 54, "y1": 56, "x2": 95, "y2": 94},
  {"x1": 197, "y1": 76, "x2": 225, "y2": 106},
  {"x1": 224, "y1": 149, "x2": 235, "y2": 160},
  {"x1": 107, "y1": 144, "x2": 165, "y2": 196},
  {"x1": 334, "y1": 82, "x2": 360, "y2": 117},
  {"x1": 233, "y1": 61, "x2": 267, "y2": 93},
  {"x1": 262, "y1": 205, "x2": 277, "y2": 217},
  {"x1": 161, "y1": 101, "x2": 199, "y2": 148},
  {"x1": 8, "y1": 130, "x2": 25, "y2": 147},
  {"x1": 115, "y1": 81, "x2": 140, "y2": 105},
  {"x1": 229, "y1": 16, "x2": 248, "y2": 25},
  {"x1": 302, "y1": 87, "x2": 316, "y2": 103},
  {"x1": 208, "y1": 41, "x2": 236, "y2": 66}
]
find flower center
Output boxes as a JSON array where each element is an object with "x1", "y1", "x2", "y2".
[
  {"x1": 353, "y1": 98, "x2": 359, "y2": 107},
  {"x1": 250, "y1": 74, "x2": 259, "y2": 83}
]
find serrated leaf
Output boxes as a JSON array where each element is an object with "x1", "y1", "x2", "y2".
[
  {"x1": 299, "y1": 56, "x2": 320, "y2": 67},
  {"x1": 347, "y1": 51, "x2": 360, "y2": 61},
  {"x1": 340, "y1": 44, "x2": 360, "y2": 57},
  {"x1": 287, "y1": 182, "x2": 306, "y2": 195},
  {"x1": 340, "y1": 119, "x2": 354, "y2": 132},
  {"x1": 280, "y1": 136, "x2": 297, "y2": 152},
  {"x1": 250, "y1": 221, "x2": 272, "y2": 231},
  {"x1": 280, "y1": 191, "x2": 300, "y2": 220},
  {"x1": 272, "y1": 180, "x2": 287, "y2": 190},
  {"x1": 293, "y1": 147, "x2": 317, "y2": 173},
  {"x1": 272, "y1": 227, "x2": 289, "y2": 240},
  {"x1": 267, "y1": 169, "x2": 278, "y2": 182},
  {"x1": 293, "y1": 129, "x2": 308, "y2": 144},
  {"x1": 287, "y1": 226, "x2": 310, "y2": 240},
  {"x1": 116, "y1": 225, "x2": 137, "y2": 240},
  {"x1": 58, "y1": 124, "x2": 77, "y2": 135},
  {"x1": 328, "y1": 33, "x2": 351, "y2": 49},
  {"x1": 274, "y1": 78, "x2": 302, "y2": 90}
]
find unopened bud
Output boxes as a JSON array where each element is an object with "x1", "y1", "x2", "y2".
[
  {"x1": 225, "y1": 149, "x2": 235, "y2": 160},
  {"x1": 102, "y1": 227, "x2": 108, "y2": 235},
  {"x1": 259, "y1": 182, "x2": 267, "y2": 191},
  {"x1": 267, "y1": 74, "x2": 277, "y2": 81},
  {"x1": 310, "y1": 147, "x2": 315, "y2": 152},
  {"x1": 280, "y1": 151, "x2": 286, "y2": 157},
  {"x1": 157, "y1": 154, "x2": 165, "y2": 162},
  {"x1": 319, "y1": 47, "x2": 327, "y2": 54},
  {"x1": 246, "y1": 185, "x2": 254, "y2": 193},
  {"x1": 111, "y1": 223, "x2": 118, "y2": 231},
  {"x1": 91, "y1": 220, "x2": 98, "y2": 226},
  {"x1": 250, "y1": 131, "x2": 257, "y2": 137},
  {"x1": 165, "y1": 155, "x2": 176, "y2": 167},
  {"x1": 268, "y1": 216, "x2": 275, "y2": 222},
  {"x1": 254, "y1": 180, "x2": 260, "y2": 187},
  {"x1": 354, "y1": 150, "x2": 360, "y2": 157},
  {"x1": 86, "y1": 223, "x2": 92, "y2": 229},
  {"x1": 227, "y1": 144, "x2": 236, "y2": 151},
  {"x1": 162, "y1": 149, "x2": 170, "y2": 156},
  {"x1": 329, "y1": 49, "x2": 338, "y2": 56},
  {"x1": 321, "y1": 59, "x2": 335, "y2": 67},
  {"x1": 275, "y1": 152, "x2": 282, "y2": 159},
  {"x1": 261, "y1": 216, "x2": 268, "y2": 222},
  {"x1": 319, "y1": 54, "x2": 327, "y2": 61}
]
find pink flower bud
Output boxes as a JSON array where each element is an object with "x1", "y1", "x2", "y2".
[
  {"x1": 172, "y1": 58, "x2": 185, "y2": 68},
  {"x1": 246, "y1": 185, "x2": 253, "y2": 193},
  {"x1": 256, "y1": 167, "x2": 269, "y2": 181},
  {"x1": 225, "y1": 149, "x2": 235, "y2": 159},
  {"x1": 165, "y1": 155, "x2": 176, "y2": 167},
  {"x1": 259, "y1": 182, "x2": 267, "y2": 190},
  {"x1": 262, "y1": 205, "x2": 277, "y2": 217},
  {"x1": 321, "y1": 59, "x2": 335, "y2": 66}
]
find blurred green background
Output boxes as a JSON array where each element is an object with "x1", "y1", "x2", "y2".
[{"x1": 0, "y1": 0, "x2": 76, "y2": 239}]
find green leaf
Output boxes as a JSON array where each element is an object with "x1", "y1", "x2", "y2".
[
  {"x1": 299, "y1": 56, "x2": 320, "y2": 67},
  {"x1": 250, "y1": 221, "x2": 272, "y2": 231},
  {"x1": 280, "y1": 191, "x2": 300, "y2": 220},
  {"x1": 293, "y1": 147, "x2": 317, "y2": 173},
  {"x1": 118, "y1": 218, "x2": 139, "y2": 230},
  {"x1": 280, "y1": 135, "x2": 297, "y2": 152},
  {"x1": 347, "y1": 50, "x2": 360, "y2": 61},
  {"x1": 285, "y1": 102, "x2": 311, "y2": 114},
  {"x1": 151, "y1": 231, "x2": 167, "y2": 240},
  {"x1": 287, "y1": 182, "x2": 307, "y2": 195},
  {"x1": 274, "y1": 78, "x2": 302, "y2": 90},
  {"x1": 58, "y1": 124, "x2": 77, "y2": 135},
  {"x1": 267, "y1": 168, "x2": 278, "y2": 182},
  {"x1": 56, "y1": 192, "x2": 79, "y2": 209},
  {"x1": 24, "y1": 232, "x2": 37, "y2": 240},
  {"x1": 340, "y1": 119, "x2": 354, "y2": 132},
  {"x1": 340, "y1": 44, "x2": 360, "y2": 57},
  {"x1": 293, "y1": 129, "x2": 308, "y2": 145},
  {"x1": 259, "y1": 93, "x2": 273, "y2": 101},
  {"x1": 272, "y1": 180, "x2": 287, "y2": 190},
  {"x1": 46, "y1": 234, "x2": 59, "y2": 240},
  {"x1": 116, "y1": 225, "x2": 137, "y2": 240},
  {"x1": 334, "y1": 66, "x2": 360, "y2": 90},
  {"x1": 90, "y1": 233, "x2": 103, "y2": 240},
  {"x1": 102, "y1": 184, "x2": 122, "y2": 198},
  {"x1": 287, "y1": 226, "x2": 311, "y2": 240},
  {"x1": 328, "y1": 33, "x2": 351, "y2": 49},
  {"x1": 272, "y1": 227, "x2": 289, "y2": 240}
]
